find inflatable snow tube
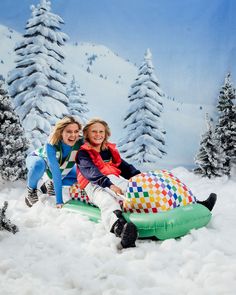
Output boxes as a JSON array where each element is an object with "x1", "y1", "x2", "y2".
[{"x1": 64, "y1": 170, "x2": 212, "y2": 240}]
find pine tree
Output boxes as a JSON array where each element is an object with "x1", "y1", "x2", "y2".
[
  {"x1": 215, "y1": 73, "x2": 236, "y2": 175},
  {"x1": 118, "y1": 49, "x2": 166, "y2": 166},
  {"x1": 67, "y1": 75, "x2": 89, "y2": 125},
  {"x1": 0, "y1": 78, "x2": 29, "y2": 181},
  {"x1": 194, "y1": 114, "x2": 226, "y2": 178},
  {"x1": 7, "y1": 0, "x2": 69, "y2": 151}
]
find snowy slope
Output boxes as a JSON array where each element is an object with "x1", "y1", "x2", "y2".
[
  {"x1": 0, "y1": 168, "x2": 236, "y2": 295},
  {"x1": 63, "y1": 42, "x2": 138, "y2": 142},
  {"x1": 0, "y1": 25, "x2": 22, "y2": 76},
  {"x1": 0, "y1": 24, "x2": 217, "y2": 168}
]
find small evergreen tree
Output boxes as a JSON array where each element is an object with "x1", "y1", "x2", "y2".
[
  {"x1": 67, "y1": 76, "x2": 89, "y2": 125},
  {"x1": 7, "y1": 0, "x2": 69, "y2": 151},
  {"x1": 194, "y1": 114, "x2": 226, "y2": 178},
  {"x1": 215, "y1": 73, "x2": 236, "y2": 174},
  {"x1": 118, "y1": 49, "x2": 166, "y2": 166},
  {"x1": 0, "y1": 78, "x2": 28, "y2": 181}
]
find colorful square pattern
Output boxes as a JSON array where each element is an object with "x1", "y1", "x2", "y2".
[
  {"x1": 123, "y1": 170, "x2": 196, "y2": 213},
  {"x1": 69, "y1": 183, "x2": 94, "y2": 205}
]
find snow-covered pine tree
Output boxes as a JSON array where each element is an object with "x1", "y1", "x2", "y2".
[
  {"x1": 7, "y1": 0, "x2": 69, "y2": 151},
  {"x1": 67, "y1": 75, "x2": 89, "y2": 125},
  {"x1": 215, "y1": 72, "x2": 236, "y2": 175},
  {"x1": 194, "y1": 113, "x2": 226, "y2": 178},
  {"x1": 0, "y1": 78, "x2": 29, "y2": 181},
  {"x1": 118, "y1": 48, "x2": 166, "y2": 167}
]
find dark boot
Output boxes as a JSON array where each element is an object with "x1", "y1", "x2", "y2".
[
  {"x1": 46, "y1": 181, "x2": 55, "y2": 196},
  {"x1": 25, "y1": 186, "x2": 39, "y2": 207},
  {"x1": 120, "y1": 222, "x2": 138, "y2": 249},
  {"x1": 111, "y1": 210, "x2": 138, "y2": 249},
  {"x1": 111, "y1": 210, "x2": 126, "y2": 237},
  {"x1": 40, "y1": 183, "x2": 47, "y2": 194},
  {"x1": 197, "y1": 193, "x2": 217, "y2": 211}
]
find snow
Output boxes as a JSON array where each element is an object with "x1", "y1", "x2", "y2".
[{"x1": 1, "y1": 167, "x2": 236, "y2": 295}]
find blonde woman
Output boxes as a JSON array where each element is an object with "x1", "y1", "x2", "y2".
[
  {"x1": 26, "y1": 116, "x2": 83, "y2": 208},
  {"x1": 76, "y1": 118, "x2": 141, "y2": 249}
]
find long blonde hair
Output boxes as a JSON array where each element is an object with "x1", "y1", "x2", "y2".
[
  {"x1": 83, "y1": 118, "x2": 111, "y2": 150},
  {"x1": 49, "y1": 116, "x2": 82, "y2": 145}
]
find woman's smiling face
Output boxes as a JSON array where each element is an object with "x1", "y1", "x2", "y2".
[{"x1": 61, "y1": 123, "x2": 80, "y2": 146}]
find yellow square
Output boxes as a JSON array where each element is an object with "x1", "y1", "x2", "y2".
[
  {"x1": 161, "y1": 205, "x2": 167, "y2": 211},
  {"x1": 140, "y1": 197, "x2": 145, "y2": 204},
  {"x1": 178, "y1": 188, "x2": 184, "y2": 194},
  {"x1": 132, "y1": 198, "x2": 137, "y2": 204},
  {"x1": 155, "y1": 190, "x2": 161, "y2": 196},
  {"x1": 149, "y1": 196, "x2": 154, "y2": 202},
  {"x1": 156, "y1": 196, "x2": 161, "y2": 202}
]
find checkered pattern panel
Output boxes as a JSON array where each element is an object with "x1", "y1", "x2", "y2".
[
  {"x1": 69, "y1": 183, "x2": 94, "y2": 205},
  {"x1": 123, "y1": 170, "x2": 197, "y2": 213},
  {"x1": 60, "y1": 149, "x2": 78, "y2": 177}
]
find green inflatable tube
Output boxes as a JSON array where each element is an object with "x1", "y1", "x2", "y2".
[{"x1": 63, "y1": 200, "x2": 212, "y2": 240}]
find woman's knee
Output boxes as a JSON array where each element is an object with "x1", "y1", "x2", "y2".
[{"x1": 27, "y1": 157, "x2": 46, "y2": 174}]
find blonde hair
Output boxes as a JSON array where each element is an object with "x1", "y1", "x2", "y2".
[
  {"x1": 49, "y1": 116, "x2": 82, "y2": 145},
  {"x1": 83, "y1": 118, "x2": 111, "y2": 150}
]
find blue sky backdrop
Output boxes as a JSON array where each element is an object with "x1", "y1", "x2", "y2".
[{"x1": 0, "y1": 0, "x2": 235, "y2": 104}]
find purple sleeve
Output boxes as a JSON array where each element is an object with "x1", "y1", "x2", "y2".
[{"x1": 77, "y1": 150, "x2": 113, "y2": 188}]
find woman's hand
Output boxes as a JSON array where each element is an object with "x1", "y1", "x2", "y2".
[
  {"x1": 110, "y1": 184, "x2": 123, "y2": 196},
  {"x1": 56, "y1": 203, "x2": 64, "y2": 209}
]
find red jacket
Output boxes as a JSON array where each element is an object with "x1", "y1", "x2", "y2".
[{"x1": 77, "y1": 142, "x2": 122, "y2": 189}]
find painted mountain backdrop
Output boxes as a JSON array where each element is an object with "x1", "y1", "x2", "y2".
[{"x1": 0, "y1": 24, "x2": 216, "y2": 169}]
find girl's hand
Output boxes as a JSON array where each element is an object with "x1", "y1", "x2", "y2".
[
  {"x1": 110, "y1": 184, "x2": 123, "y2": 196},
  {"x1": 56, "y1": 203, "x2": 64, "y2": 209}
]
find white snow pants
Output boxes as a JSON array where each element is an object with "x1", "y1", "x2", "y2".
[{"x1": 84, "y1": 175, "x2": 128, "y2": 232}]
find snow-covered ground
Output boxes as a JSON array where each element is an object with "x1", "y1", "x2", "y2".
[{"x1": 1, "y1": 167, "x2": 236, "y2": 295}]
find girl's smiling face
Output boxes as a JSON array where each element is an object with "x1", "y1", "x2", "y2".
[
  {"x1": 61, "y1": 123, "x2": 80, "y2": 146},
  {"x1": 87, "y1": 123, "x2": 106, "y2": 149}
]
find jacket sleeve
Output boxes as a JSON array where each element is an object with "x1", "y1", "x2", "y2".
[
  {"x1": 118, "y1": 159, "x2": 141, "y2": 180},
  {"x1": 76, "y1": 150, "x2": 113, "y2": 188},
  {"x1": 45, "y1": 143, "x2": 64, "y2": 204}
]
